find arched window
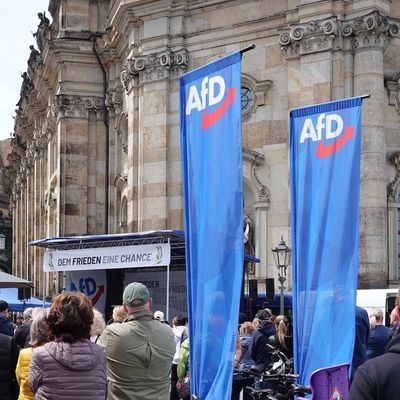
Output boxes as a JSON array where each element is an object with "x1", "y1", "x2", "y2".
[{"x1": 241, "y1": 86, "x2": 255, "y2": 115}]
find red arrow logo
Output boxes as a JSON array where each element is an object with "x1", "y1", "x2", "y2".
[
  {"x1": 316, "y1": 126, "x2": 354, "y2": 159},
  {"x1": 201, "y1": 87, "x2": 236, "y2": 130},
  {"x1": 91, "y1": 285, "x2": 105, "y2": 307}
]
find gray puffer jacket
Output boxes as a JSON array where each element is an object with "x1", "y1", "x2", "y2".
[{"x1": 29, "y1": 339, "x2": 106, "y2": 400}]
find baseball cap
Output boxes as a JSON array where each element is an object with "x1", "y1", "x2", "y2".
[
  {"x1": 123, "y1": 282, "x2": 150, "y2": 307},
  {"x1": 0, "y1": 300, "x2": 10, "y2": 312},
  {"x1": 154, "y1": 311, "x2": 165, "y2": 320}
]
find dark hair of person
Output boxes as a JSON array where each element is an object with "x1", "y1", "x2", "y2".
[
  {"x1": 46, "y1": 291, "x2": 94, "y2": 343},
  {"x1": 176, "y1": 314, "x2": 188, "y2": 326}
]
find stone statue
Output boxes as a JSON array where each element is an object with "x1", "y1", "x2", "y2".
[
  {"x1": 37, "y1": 12, "x2": 50, "y2": 28},
  {"x1": 28, "y1": 45, "x2": 40, "y2": 67},
  {"x1": 20, "y1": 72, "x2": 33, "y2": 98},
  {"x1": 33, "y1": 12, "x2": 50, "y2": 51},
  {"x1": 244, "y1": 215, "x2": 256, "y2": 274}
]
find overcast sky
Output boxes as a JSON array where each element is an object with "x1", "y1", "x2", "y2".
[{"x1": 0, "y1": 1, "x2": 49, "y2": 140}]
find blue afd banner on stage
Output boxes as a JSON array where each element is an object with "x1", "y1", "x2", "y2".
[
  {"x1": 290, "y1": 97, "x2": 363, "y2": 385},
  {"x1": 180, "y1": 52, "x2": 243, "y2": 400}
]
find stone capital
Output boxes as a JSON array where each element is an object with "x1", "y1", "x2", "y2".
[
  {"x1": 106, "y1": 90, "x2": 123, "y2": 116},
  {"x1": 279, "y1": 18, "x2": 339, "y2": 57},
  {"x1": 52, "y1": 94, "x2": 104, "y2": 119},
  {"x1": 120, "y1": 48, "x2": 189, "y2": 91},
  {"x1": 342, "y1": 11, "x2": 400, "y2": 51},
  {"x1": 279, "y1": 11, "x2": 400, "y2": 57}
]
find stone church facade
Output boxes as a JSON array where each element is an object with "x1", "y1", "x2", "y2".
[{"x1": 7, "y1": 0, "x2": 400, "y2": 300}]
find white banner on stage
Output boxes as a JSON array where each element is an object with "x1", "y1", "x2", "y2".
[{"x1": 43, "y1": 243, "x2": 170, "y2": 272}]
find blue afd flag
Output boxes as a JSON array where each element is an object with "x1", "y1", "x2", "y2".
[
  {"x1": 180, "y1": 52, "x2": 243, "y2": 399},
  {"x1": 290, "y1": 97, "x2": 363, "y2": 385}
]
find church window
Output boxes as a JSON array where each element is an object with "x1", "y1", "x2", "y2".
[{"x1": 241, "y1": 86, "x2": 255, "y2": 114}]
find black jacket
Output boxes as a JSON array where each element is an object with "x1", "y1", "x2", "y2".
[
  {"x1": 349, "y1": 334, "x2": 400, "y2": 400},
  {"x1": 14, "y1": 323, "x2": 31, "y2": 348},
  {"x1": 0, "y1": 333, "x2": 19, "y2": 400},
  {"x1": 351, "y1": 306, "x2": 369, "y2": 378},
  {"x1": 0, "y1": 316, "x2": 14, "y2": 337},
  {"x1": 249, "y1": 321, "x2": 276, "y2": 370}
]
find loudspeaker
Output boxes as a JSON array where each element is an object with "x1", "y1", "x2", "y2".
[
  {"x1": 265, "y1": 278, "x2": 275, "y2": 303},
  {"x1": 18, "y1": 287, "x2": 31, "y2": 301},
  {"x1": 249, "y1": 279, "x2": 258, "y2": 301}
]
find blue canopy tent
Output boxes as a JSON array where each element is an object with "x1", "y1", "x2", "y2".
[
  {"x1": 30, "y1": 230, "x2": 260, "y2": 319},
  {"x1": 0, "y1": 288, "x2": 51, "y2": 312}
]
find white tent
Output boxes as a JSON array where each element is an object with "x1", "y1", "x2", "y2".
[{"x1": 0, "y1": 271, "x2": 32, "y2": 288}]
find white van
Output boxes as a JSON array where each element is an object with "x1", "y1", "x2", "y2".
[{"x1": 356, "y1": 289, "x2": 399, "y2": 326}]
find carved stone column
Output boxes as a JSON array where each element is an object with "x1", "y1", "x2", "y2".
[
  {"x1": 120, "y1": 48, "x2": 189, "y2": 230},
  {"x1": 279, "y1": 11, "x2": 400, "y2": 288},
  {"x1": 279, "y1": 17, "x2": 339, "y2": 108},
  {"x1": 343, "y1": 11, "x2": 400, "y2": 287},
  {"x1": 51, "y1": 94, "x2": 105, "y2": 235}
]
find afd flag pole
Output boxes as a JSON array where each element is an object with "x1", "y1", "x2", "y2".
[
  {"x1": 240, "y1": 44, "x2": 256, "y2": 54},
  {"x1": 180, "y1": 46, "x2": 254, "y2": 400},
  {"x1": 290, "y1": 96, "x2": 366, "y2": 385}
]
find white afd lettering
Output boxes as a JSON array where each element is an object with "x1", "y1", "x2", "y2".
[
  {"x1": 185, "y1": 76, "x2": 226, "y2": 115},
  {"x1": 299, "y1": 113, "x2": 344, "y2": 143}
]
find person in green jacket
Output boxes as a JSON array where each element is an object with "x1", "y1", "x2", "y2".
[
  {"x1": 177, "y1": 338, "x2": 190, "y2": 400},
  {"x1": 177, "y1": 338, "x2": 190, "y2": 379},
  {"x1": 99, "y1": 282, "x2": 175, "y2": 400}
]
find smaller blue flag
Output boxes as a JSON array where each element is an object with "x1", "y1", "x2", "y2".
[
  {"x1": 180, "y1": 52, "x2": 243, "y2": 400},
  {"x1": 290, "y1": 97, "x2": 363, "y2": 384}
]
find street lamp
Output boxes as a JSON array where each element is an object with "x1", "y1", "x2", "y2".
[{"x1": 272, "y1": 236, "x2": 291, "y2": 316}]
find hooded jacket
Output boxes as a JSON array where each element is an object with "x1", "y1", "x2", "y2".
[
  {"x1": 0, "y1": 315, "x2": 14, "y2": 337},
  {"x1": 349, "y1": 334, "x2": 400, "y2": 400},
  {"x1": 249, "y1": 321, "x2": 276, "y2": 370},
  {"x1": 29, "y1": 339, "x2": 106, "y2": 400}
]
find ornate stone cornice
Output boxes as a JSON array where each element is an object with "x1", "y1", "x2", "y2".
[
  {"x1": 388, "y1": 152, "x2": 400, "y2": 199},
  {"x1": 106, "y1": 90, "x2": 123, "y2": 116},
  {"x1": 279, "y1": 17, "x2": 338, "y2": 56},
  {"x1": 120, "y1": 48, "x2": 189, "y2": 91},
  {"x1": 42, "y1": 119, "x2": 55, "y2": 143},
  {"x1": 115, "y1": 111, "x2": 128, "y2": 154},
  {"x1": 51, "y1": 95, "x2": 104, "y2": 119},
  {"x1": 243, "y1": 149, "x2": 270, "y2": 203},
  {"x1": 279, "y1": 11, "x2": 400, "y2": 57},
  {"x1": 342, "y1": 11, "x2": 400, "y2": 50}
]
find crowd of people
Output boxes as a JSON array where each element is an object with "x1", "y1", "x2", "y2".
[
  {"x1": 0, "y1": 282, "x2": 293, "y2": 400},
  {"x1": 0, "y1": 283, "x2": 189, "y2": 400},
  {"x1": 349, "y1": 291, "x2": 400, "y2": 400},
  {"x1": 2, "y1": 284, "x2": 400, "y2": 400}
]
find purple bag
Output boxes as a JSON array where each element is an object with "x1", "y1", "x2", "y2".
[{"x1": 176, "y1": 376, "x2": 190, "y2": 399}]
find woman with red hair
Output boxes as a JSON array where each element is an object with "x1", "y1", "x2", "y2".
[{"x1": 29, "y1": 292, "x2": 106, "y2": 400}]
